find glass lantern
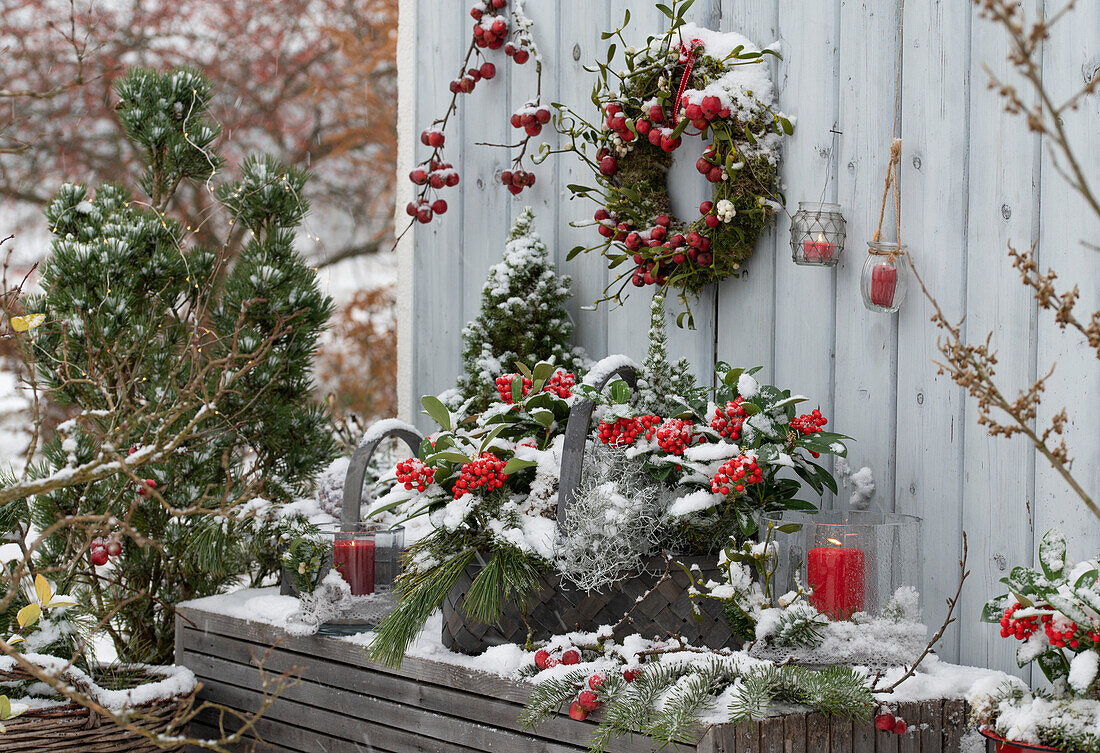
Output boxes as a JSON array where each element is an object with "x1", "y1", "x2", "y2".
[
  {"x1": 331, "y1": 524, "x2": 405, "y2": 596},
  {"x1": 861, "y1": 241, "x2": 907, "y2": 313},
  {"x1": 790, "y1": 202, "x2": 846, "y2": 267},
  {"x1": 763, "y1": 511, "x2": 922, "y2": 620}
]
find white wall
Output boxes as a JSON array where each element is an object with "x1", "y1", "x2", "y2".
[{"x1": 397, "y1": 0, "x2": 1100, "y2": 677}]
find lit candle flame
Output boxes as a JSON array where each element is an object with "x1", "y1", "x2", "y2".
[
  {"x1": 827, "y1": 537, "x2": 843, "y2": 546},
  {"x1": 817, "y1": 233, "x2": 827, "y2": 244}
]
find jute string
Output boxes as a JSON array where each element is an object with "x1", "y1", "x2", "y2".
[{"x1": 870, "y1": 138, "x2": 904, "y2": 263}]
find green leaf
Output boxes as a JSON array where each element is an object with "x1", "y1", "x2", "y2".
[
  {"x1": 532, "y1": 361, "x2": 555, "y2": 383},
  {"x1": 502, "y1": 458, "x2": 538, "y2": 475},
  {"x1": 430, "y1": 450, "x2": 472, "y2": 465},
  {"x1": 515, "y1": 362, "x2": 533, "y2": 379},
  {"x1": 779, "y1": 116, "x2": 795, "y2": 135},
  {"x1": 670, "y1": 117, "x2": 690, "y2": 140},
  {"x1": 478, "y1": 424, "x2": 507, "y2": 454},
  {"x1": 741, "y1": 402, "x2": 762, "y2": 416},
  {"x1": 530, "y1": 408, "x2": 555, "y2": 428},
  {"x1": 1038, "y1": 528, "x2": 1067, "y2": 580},
  {"x1": 655, "y1": 3, "x2": 674, "y2": 18},
  {"x1": 1032, "y1": 648, "x2": 1070, "y2": 683},
  {"x1": 776, "y1": 523, "x2": 803, "y2": 534},
  {"x1": 981, "y1": 594, "x2": 1014, "y2": 623},
  {"x1": 609, "y1": 379, "x2": 632, "y2": 404},
  {"x1": 607, "y1": 43, "x2": 617, "y2": 65},
  {"x1": 421, "y1": 395, "x2": 452, "y2": 431},
  {"x1": 676, "y1": 0, "x2": 696, "y2": 17}
]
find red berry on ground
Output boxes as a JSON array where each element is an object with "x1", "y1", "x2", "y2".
[
  {"x1": 622, "y1": 668, "x2": 640, "y2": 682},
  {"x1": 568, "y1": 701, "x2": 589, "y2": 721},
  {"x1": 893, "y1": 720, "x2": 907, "y2": 735},
  {"x1": 578, "y1": 690, "x2": 600, "y2": 711},
  {"x1": 588, "y1": 673, "x2": 604, "y2": 690},
  {"x1": 534, "y1": 649, "x2": 550, "y2": 670},
  {"x1": 561, "y1": 649, "x2": 581, "y2": 665}
]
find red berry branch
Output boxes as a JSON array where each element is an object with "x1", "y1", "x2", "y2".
[{"x1": 400, "y1": 0, "x2": 543, "y2": 235}]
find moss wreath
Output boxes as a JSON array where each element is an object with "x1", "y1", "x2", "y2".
[{"x1": 554, "y1": 11, "x2": 792, "y2": 324}]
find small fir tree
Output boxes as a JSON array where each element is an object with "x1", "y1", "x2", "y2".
[
  {"x1": 457, "y1": 207, "x2": 586, "y2": 411},
  {"x1": 637, "y1": 291, "x2": 697, "y2": 415},
  {"x1": 26, "y1": 68, "x2": 335, "y2": 663}
]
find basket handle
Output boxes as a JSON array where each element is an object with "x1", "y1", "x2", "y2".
[
  {"x1": 342, "y1": 421, "x2": 425, "y2": 529},
  {"x1": 556, "y1": 364, "x2": 638, "y2": 527}
]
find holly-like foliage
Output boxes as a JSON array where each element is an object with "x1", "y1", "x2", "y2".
[
  {"x1": 456, "y1": 207, "x2": 586, "y2": 412},
  {"x1": 25, "y1": 68, "x2": 335, "y2": 663}
]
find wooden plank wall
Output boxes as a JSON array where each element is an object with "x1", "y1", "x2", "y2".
[
  {"x1": 402, "y1": 0, "x2": 1100, "y2": 676},
  {"x1": 176, "y1": 608, "x2": 984, "y2": 753}
]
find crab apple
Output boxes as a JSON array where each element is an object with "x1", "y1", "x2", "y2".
[
  {"x1": 622, "y1": 668, "x2": 640, "y2": 682},
  {"x1": 491, "y1": 17, "x2": 507, "y2": 33},
  {"x1": 692, "y1": 118, "x2": 709, "y2": 131},
  {"x1": 708, "y1": 166, "x2": 723, "y2": 182},
  {"x1": 410, "y1": 168, "x2": 428, "y2": 185},
  {"x1": 594, "y1": 208, "x2": 610, "y2": 221},
  {"x1": 701, "y1": 95, "x2": 721, "y2": 117},
  {"x1": 470, "y1": 6, "x2": 483, "y2": 19},
  {"x1": 684, "y1": 103, "x2": 703, "y2": 120},
  {"x1": 91, "y1": 547, "x2": 109, "y2": 566},
  {"x1": 642, "y1": 270, "x2": 655, "y2": 285},
  {"x1": 654, "y1": 215, "x2": 670, "y2": 227},
  {"x1": 534, "y1": 649, "x2": 550, "y2": 669},
  {"x1": 460, "y1": 77, "x2": 476, "y2": 92},
  {"x1": 698, "y1": 252, "x2": 713, "y2": 265},
  {"x1": 669, "y1": 233, "x2": 685, "y2": 247},
  {"x1": 696, "y1": 157, "x2": 711, "y2": 174},
  {"x1": 445, "y1": 171, "x2": 460, "y2": 187},
  {"x1": 705, "y1": 214, "x2": 720, "y2": 228},
  {"x1": 510, "y1": 113, "x2": 522, "y2": 128},
  {"x1": 106, "y1": 540, "x2": 122, "y2": 556},
  {"x1": 893, "y1": 720, "x2": 907, "y2": 735},
  {"x1": 632, "y1": 272, "x2": 644, "y2": 286},
  {"x1": 480, "y1": 62, "x2": 497, "y2": 79},
  {"x1": 417, "y1": 205, "x2": 434, "y2": 223},
  {"x1": 672, "y1": 253, "x2": 686, "y2": 264},
  {"x1": 578, "y1": 690, "x2": 600, "y2": 711},
  {"x1": 449, "y1": 79, "x2": 462, "y2": 93},
  {"x1": 599, "y1": 156, "x2": 618, "y2": 176},
  {"x1": 535, "y1": 107, "x2": 551, "y2": 124},
  {"x1": 420, "y1": 130, "x2": 431, "y2": 145},
  {"x1": 467, "y1": 67, "x2": 482, "y2": 82},
  {"x1": 660, "y1": 134, "x2": 681, "y2": 152},
  {"x1": 650, "y1": 225, "x2": 667, "y2": 241},
  {"x1": 568, "y1": 702, "x2": 589, "y2": 721},
  {"x1": 561, "y1": 649, "x2": 581, "y2": 665},
  {"x1": 588, "y1": 674, "x2": 605, "y2": 691},
  {"x1": 699, "y1": 201, "x2": 714, "y2": 215},
  {"x1": 501, "y1": 170, "x2": 514, "y2": 185},
  {"x1": 513, "y1": 48, "x2": 530, "y2": 64},
  {"x1": 507, "y1": 184, "x2": 523, "y2": 195},
  {"x1": 874, "y1": 714, "x2": 896, "y2": 732},
  {"x1": 625, "y1": 232, "x2": 642, "y2": 250},
  {"x1": 492, "y1": 0, "x2": 506, "y2": 7},
  {"x1": 598, "y1": 222, "x2": 614, "y2": 238},
  {"x1": 504, "y1": 41, "x2": 516, "y2": 56},
  {"x1": 649, "y1": 105, "x2": 665, "y2": 122},
  {"x1": 604, "y1": 102, "x2": 622, "y2": 116},
  {"x1": 428, "y1": 172, "x2": 445, "y2": 189},
  {"x1": 525, "y1": 124, "x2": 542, "y2": 137},
  {"x1": 405, "y1": 201, "x2": 418, "y2": 217},
  {"x1": 648, "y1": 128, "x2": 663, "y2": 146},
  {"x1": 635, "y1": 119, "x2": 652, "y2": 136},
  {"x1": 431, "y1": 199, "x2": 448, "y2": 215}
]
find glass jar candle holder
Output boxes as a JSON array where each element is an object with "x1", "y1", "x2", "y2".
[
  {"x1": 763, "y1": 511, "x2": 922, "y2": 620},
  {"x1": 861, "y1": 242, "x2": 907, "y2": 313},
  {"x1": 331, "y1": 524, "x2": 405, "y2": 596},
  {"x1": 790, "y1": 202, "x2": 846, "y2": 267}
]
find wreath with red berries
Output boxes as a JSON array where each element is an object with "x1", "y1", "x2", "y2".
[{"x1": 556, "y1": 9, "x2": 792, "y2": 321}]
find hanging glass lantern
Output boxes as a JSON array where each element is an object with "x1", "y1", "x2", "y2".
[
  {"x1": 861, "y1": 241, "x2": 907, "y2": 313},
  {"x1": 790, "y1": 202, "x2": 846, "y2": 267}
]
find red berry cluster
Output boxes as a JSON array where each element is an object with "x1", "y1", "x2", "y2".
[
  {"x1": 453, "y1": 453, "x2": 509, "y2": 498},
  {"x1": 543, "y1": 369, "x2": 576, "y2": 399},
  {"x1": 680, "y1": 93, "x2": 731, "y2": 136},
  {"x1": 1040, "y1": 612, "x2": 1094, "y2": 649},
  {"x1": 90, "y1": 536, "x2": 122, "y2": 566},
  {"x1": 592, "y1": 207, "x2": 715, "y2": 287},
  {"x1": 534, "y1": 646, "x2": 581, "y2": 671},
  {"x1": 471, "y1": 8, "x2": 509, "y2": 51},
  {"x1": 501, "y1": 168, "x2": 536, "y2": 195},
  {"x1": 655, "y1": 419, "x2": 696, "y2": 456},
  {"x1": 999, "y1": 602, "x2": 1041, "y2": 641},
  {"x1": 711, "y1": 455, "x2": 764, "y2": 496},
  {"x1": 135, "y1": 477, "x2": 158, "y2": 496},
  {"x1": 495, "y1": 373, "x2": 533, "y2": 403},
  {"x1": 874, "y1": 713, "x2": 907, "y2": 735},
  {"x1": 395, "y1": 458, "x2": 436, "y2": 492},
  {"x1": 710, "y1": 397, "x2": 747, "y2": 440},
  {"x1": 694, "y1": 143, "x2": 733, "y2": 184},
  {"x1": 503, "y1": 40, "x2": 531, "y2": 65},
  {"x1": 597, "y1": 416, "x2": 642, "y2": 447},
  {"x1": 511, "y1": 102, "x2": 552, "y2": 137},
  {"x1": 791, "y1": 409, "x2": 828, "y2": 435},
  {"x1": 406, "y1": 158, "x2": 459, "y2": 223}
]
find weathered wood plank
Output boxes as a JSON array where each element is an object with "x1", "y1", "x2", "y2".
[
  {"x1": 771, "y1": 0, "x2": 841, "y2": 510},
  {"x1": 941, "y1": 699, "x2": 967, "y2": 753},
  {"x1": 896, "y1": 702, "x2": 921, "y2": 753},
  {"x1": 959, "y1": 0, "x2": 1042, "y2": 682},
  {"x1": 829, "y1": 714, "x2": 852, "y2": 753},
  {"x1": 921, "y1": 700, "x2": 943, "y2": 753},
  {"x1": 893, "y1": 0, "x2": 971, "y2": 662},
  {"x1": 784, "y1": 713, "x2": 807, "y2": 753},
  {"x1": 832, "y1": 0, "x2": 903, "y2": 515},
  {"x1": 852, "y1": 716, "x2": 875, "y2": 753},
  {"x1": 758, "y1": 716, "x2": 785, "y2": 753},
  {"x1": 806, "y1": 712, "x2": 831, "y2": 753},
  {"x1": 734, "y1": 720, "x2": 760, "y2": 753}
]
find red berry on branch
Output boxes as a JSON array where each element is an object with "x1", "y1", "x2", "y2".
[
  {"x1": 470, "y1": 6, "x2": 483, "y2": 20},
  {"x1": 696, "y1": 157, "x2": 711, "y2": 174},
  {"x1": 588, "y1": 673, "x2": 604, "y2": 690},
  {"x1": 492, "y1": 0, "x2": 506, "y2": 7},
  {"x1": 405, "y1": 202, "x2": 418, "y2": 217},
  {"x1": 467, "y1": 67, "x2": 482, "y2": 82},
  {"x1": 410, "y1": 168, "x2": 428, "y2": 185},
  {"x1": 648, "y1": 128, "x2": 663, "y2": 146},
  {"x1": 705, "y1": 214, "x2": 720, "y2": 228},
  {"x1": 91, "y1": 547, "x2": 109, "y2": 566},
  {"x1": 504, "y1": 41, "x2": 516, "y2": 56},
  {"x1": 534, "y1": 649, "x2": 550, "y2": 669},
  {"x1": 501, "y1": 170, "x2": 514, "y2": 185},
  {"x1": 636, "y1": 119, "x2": 652, "y2": 136},
  {"x1": 460, "y1": 77, "x2": 476, "y2": 93},
  {"x1": 874, "y1": 714, "x2": 896, "y2": 732},
  {"x1": 697, "y1": 251, "x2": 712, "y2": 266},
  {"x1": 599, "y1": 156, "x2": 618, "y2": 176},
  {"x1": 893, "y1": 720, "x2": 907, "y2": 735},
  {"x1": 578, "y1": 690, "x2": 600, "y2": 711},
  {"x1": 660, "y1": 134, "x2": 681, "y2": 152},
  {"x1": 428, "y1": 131, "x2": 445, "y2": 147},
  {"x1": 513, "y1": 48, "x2": 530, "y2": 64},
  {"x1": 654, "y1": 215, "x2": 670, "y2": 227},
  {"x1": 708, "y1": 166, "x2": 723, "y2": 183},
  {"x1": 561, "y1": 648, "x2": 581, "y2": 665},
  {"x1": 106, "y1": 540, "x2": 122, "y2": 557},
  {"x1": 622, "y1": 668, "x2": 640, "y2": 682},
  {"x1": 449, "y1": 80, "x2": 462, "y2": 93},
  {"x1": 535, "y1": 108, "x2": 551, "y2": 124},
  {"x1": 428, "y1": 172, "x2": 445, "y2": 189},
  {"x1": 700, "y1": 201, "x2": 714, "y2": 215},
  {"x1": 431, "y1": 199, "x2": 448, "y2": 215},
  {"x1": 420, "y1": 130, "x2": 431, "y2": 145},
  {"x1": 525, "y1": 124, "x2": 542, "y2": 137},
  {"x1": 650, "y1": 225, "x2": 667, "y2": 241},
  {"x1": 491, "y1": 18, "x2": 507, "y2": 34},
  {"x1": 480, "y1": 62, "x2": 497, "y2": 79},
  {"x1": 417, "y1": 205, "x2": 433, "y2": 223}
]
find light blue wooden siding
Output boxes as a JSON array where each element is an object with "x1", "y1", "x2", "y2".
[{"x1": 406, "y1": 0, "x2": 1100, "y2": 677}]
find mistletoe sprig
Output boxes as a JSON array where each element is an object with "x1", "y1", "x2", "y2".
[{"x1": 548, "y1": 0, "x2": 793, "y2": 324}]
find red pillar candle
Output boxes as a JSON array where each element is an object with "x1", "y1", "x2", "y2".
[
  {"x1": 808, "y1": 543, "x2": 865, "y2": 620},
  {"x1": 803, "y1": 234, "x2": 836, "y2": 262},
  {"x1": 870, "y1": 263, "x2": 897, "y2": 307},
  {"x1": 333, "y1": 538, "x2": 376, "y2": 595}
]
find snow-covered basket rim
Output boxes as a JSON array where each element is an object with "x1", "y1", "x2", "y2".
[{"x1": 0, "y1": 653, "x2": 197, "y2": 712}]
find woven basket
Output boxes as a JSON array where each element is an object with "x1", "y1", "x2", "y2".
[
  {"x1": 441, "y1": 554, "x2": 735, "y2": 655},
  {"x1": 0, "y1": 666, "x2": 193, "y2": 752}
]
